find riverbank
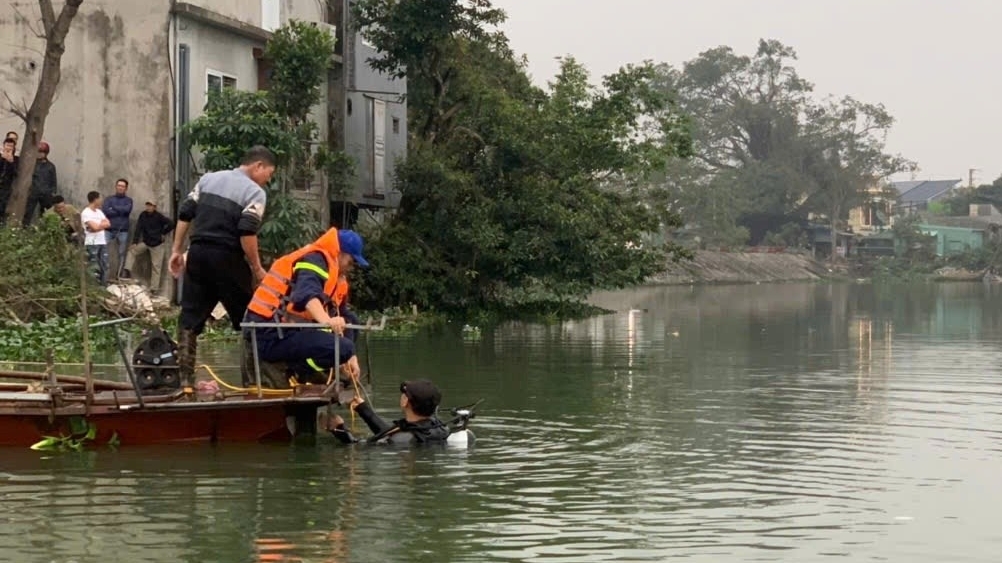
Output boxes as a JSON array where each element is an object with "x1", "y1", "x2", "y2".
[{"x1": 648, "y1": 250, "x2": 831, "y2": 285}]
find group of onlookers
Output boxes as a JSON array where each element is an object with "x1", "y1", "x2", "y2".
[{"x1": 0, "y1": 131, "x2": 174, "y2": 294}]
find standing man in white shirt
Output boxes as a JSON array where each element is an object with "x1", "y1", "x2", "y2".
[{"x1": 81, "y1": 190, "x2": 111, "y2": 286}]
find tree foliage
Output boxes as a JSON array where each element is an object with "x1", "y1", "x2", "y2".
[
  {"x1": 940, "y1": 176, "x2": 1002, "y2": 216},
  {"x1": 353, "y1": 0, "x2": 693, "y2": 315},
  {"x1": 184, "y1": 20, "x2": 348, "y2": 261},
  {"x1": 265, "y1": 21, "x2": 336, "y2": 126},
  {"x1": 0, "y1": 216, "x2": 97, "y2": 323},
  {"x1": 655, "y1": 39, "x2": 911, "y2": 246}
]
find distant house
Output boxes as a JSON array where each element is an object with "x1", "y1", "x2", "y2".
[
  {"x1": 847, "y1": 182, "x2": 895, "y2": 233},
  {"x1": 894, "y1": 179, "x2": 962, "y2": 214},
  {"x1": 916, "y1": 205, "x2": 1002, "y2": 256}
]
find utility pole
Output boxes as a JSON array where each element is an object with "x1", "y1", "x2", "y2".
[{"x1": 969, "y1": 168, "x2": 981, "y2": 188}]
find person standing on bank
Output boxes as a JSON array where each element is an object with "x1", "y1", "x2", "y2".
[
  {"x1": 0, "y1": 137, "x2": 18, "y2": 223},
  {"x1": 23, "y1": 141, "x2": 57, "y2": 226},
  {"x1": 169, "y1": 146, "x2": 274, "y2": 386},
  {"x1": 122, "y1": 200, "x2": 174, "y2": 296},
  {"x1": 102, "y1": 178, "x2": 133, "y2": 281},
  {"x1": 81, "y1": 191, "x2": 111, "y2": 286}
]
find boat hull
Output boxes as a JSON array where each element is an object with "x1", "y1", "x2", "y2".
[{"x1": 0, "y1": 395, "x2": 331, "y2": 447}]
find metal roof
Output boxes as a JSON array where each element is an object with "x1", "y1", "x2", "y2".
[{"x1": 894, "y1": 179, "x2": 962, "y2": 204}]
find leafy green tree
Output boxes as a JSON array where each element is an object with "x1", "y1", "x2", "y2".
[
  {"x1": 353, "y1": 0, "x2": 693, "y2": 315},
  {"x1": 801, "y1": 96, "x2": 913, "y2": 262},
  {"x1": 941, "y1": 175, "x2": 1002, "y2": 215},
  {"x1": 655, "y1": 40, "x2": 912, "y2": 246}
]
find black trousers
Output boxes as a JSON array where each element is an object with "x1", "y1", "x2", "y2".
[
  {"x1": 22, "y1": 191, "x2": 51, "y2": 226},
  {"x1": 180, "y1": 243, "x2": 253, "y2": 334},
  {"x1": 0, "y1": 188, "x2": 10, "y2": 224},
  {"x1": 257, "y1": 329, "x2": 356, "y2": 381}
]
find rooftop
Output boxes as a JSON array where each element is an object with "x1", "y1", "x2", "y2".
[{"x1": 893, "y1": 179, "x2": 962, "y2": 204}]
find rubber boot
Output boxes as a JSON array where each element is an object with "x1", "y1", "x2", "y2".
[
  {"x1": 240, "y1": 337, "x2": 288, "y2": 389},
  {"x1": 240, "y1": 338, "x2": 259, "y2": 387},
  {"x1": 177, "y1": 328, "x2": 198, "y2": 387}
]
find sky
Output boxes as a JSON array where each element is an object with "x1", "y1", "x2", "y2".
[{"x1": 492, "y1": 0, "x2": 1002, "y2": 185}]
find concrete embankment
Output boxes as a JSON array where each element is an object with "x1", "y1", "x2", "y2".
[{"x1": 649, "y1": 250, "x2": 831, "y2": 285}]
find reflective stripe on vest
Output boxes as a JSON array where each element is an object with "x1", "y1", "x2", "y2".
[{"x1": 246, "y1": 238, "x2": 341, "y2": 322}]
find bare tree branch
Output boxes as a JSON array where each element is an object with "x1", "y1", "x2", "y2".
[
  {"x1": 38, "y1": 0, "x2": 56, "y2": 35},
  {"x1": 2, "y1": 91, "x2": 28, "y2": 121},
  {"x1": 11, "y1": 3, "x2": 45, "y2": 39}
]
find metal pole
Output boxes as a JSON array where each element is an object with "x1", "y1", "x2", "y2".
[
  {"x1": 251, "y1": 328, "x2": 263, "y2": 399},
  {"x1": 240, "y1": 316, "x2": 386, "y2": 331},
  {"x1": 112, "y1": 325, "x2": 145, "y2": 409}
]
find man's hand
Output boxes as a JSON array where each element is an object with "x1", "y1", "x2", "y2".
[
  {"x1": 254, "y1": 266, "x2": 267, "y2": 285},
  {"x1": 349, "y1": 395, "x2": 365, "y2": 411},
  {"x1": 327, "y1": 316, "x2": 346, "y2": 335},
  {"x1": 168, "y1": 251, "x2": 185, "y2": 278},
  {"x1": 341, "y1": 355, "x2": 360, "y2": 380}
]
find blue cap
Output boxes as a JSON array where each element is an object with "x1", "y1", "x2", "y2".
[{"x1": 337, "y1": 230, "x2": 369, "y2": 268}]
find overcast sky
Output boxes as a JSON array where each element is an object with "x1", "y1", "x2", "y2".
[{"x1": 493, "y1": 0, "x2": 1001, "y2": 185}]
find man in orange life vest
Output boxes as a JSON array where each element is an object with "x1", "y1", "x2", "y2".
[{"x1": 243, "y1": 228, "x2": 367, "y2": 382}]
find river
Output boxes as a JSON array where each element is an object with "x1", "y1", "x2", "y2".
[{"x1": 2, "y1": 282, "x2": 1001, "y2": 562}]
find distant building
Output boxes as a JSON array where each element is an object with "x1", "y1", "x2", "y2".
[
  {"x1": 893, "y1": 179, "x2": 962, "y2": 214},
  {"x1": 847, "y1": 182, "x2": 896, "y2": 233},
  {"x1": 916, "y1": 204, "x2": 1002, "y2": 256},
  {"x1": 0, "y1": 0, "x2": 406, "y2": 227}
]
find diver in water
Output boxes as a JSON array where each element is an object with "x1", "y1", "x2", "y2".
[{"x1": 328, "y1": 379, "x2": 451, "y2": 444}]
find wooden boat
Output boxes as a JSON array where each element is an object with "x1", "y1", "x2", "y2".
[
  {"x1": 0, "y1": 384, "x2": 332, "y2": 447},
  {"x1": 0, "y1": 316, "x2": 386, "y2": 449}
]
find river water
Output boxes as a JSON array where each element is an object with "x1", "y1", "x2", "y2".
[{"x1": 2, "y1": 282, "x2": 1002, "y2": 562}]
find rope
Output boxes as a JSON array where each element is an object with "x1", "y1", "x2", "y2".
[{"x1": 197, "y1": 364, "x2": 295, "y2": 396}]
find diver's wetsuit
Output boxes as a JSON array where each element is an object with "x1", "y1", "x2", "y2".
[{"x1": 330, "y1": 402, "x2": 451, "y2": 444}]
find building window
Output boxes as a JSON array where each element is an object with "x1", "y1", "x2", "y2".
[
  {"x1": 392, "y1": 117, "x2": 400, "y2": 134},
  {"x1": 207, "y1": 70, "x2": 237, "y2": 96}
]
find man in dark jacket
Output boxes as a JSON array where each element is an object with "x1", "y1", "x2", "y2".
[
  {"x1": 23, "y1": 141, "x2": 57, "y2": 226},
  {"x1": 122, "y1": 201, "x2": 174, "y2": 296},
  {"x1": 0, "y1": 137, "x2": 17, "y2": 224},
  {"x1": 328, "y1": 380, "x2": 451, "y2": 444},
  {"x1": 102, "y1": 178, "x2": 133, "y2": 280}
]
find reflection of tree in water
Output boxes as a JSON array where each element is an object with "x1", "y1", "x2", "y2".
[{"x1": 520, "y1": 285, "x2": 901, "y2": 518}]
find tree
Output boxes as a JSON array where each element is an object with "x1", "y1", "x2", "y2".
[
  {"x1": 655, "y1": 39, "x2": 913, "y2": 247},
  {"x1": 941, "y1": 175, "x2": 1002, "y2": 215},
  {"x1": 662, "y1": 40, "x2": 813, "y2": 223},
  {"x1": 352, "y1": 0, "x2": 693, "y2": 315},
  {"x1": 3, "y1": 0, "x2": 84, "y2": 225},
  {"x1": 802, "y1": 97, "x2": 914, "y2": 263},
  {"x1": 355, "y1": 0, "x2": 509, "y2": 148}
]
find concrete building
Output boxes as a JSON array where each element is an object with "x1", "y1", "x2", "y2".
[{"x1": 0, "y1": 0, "x2": 406, "y2": 233}]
